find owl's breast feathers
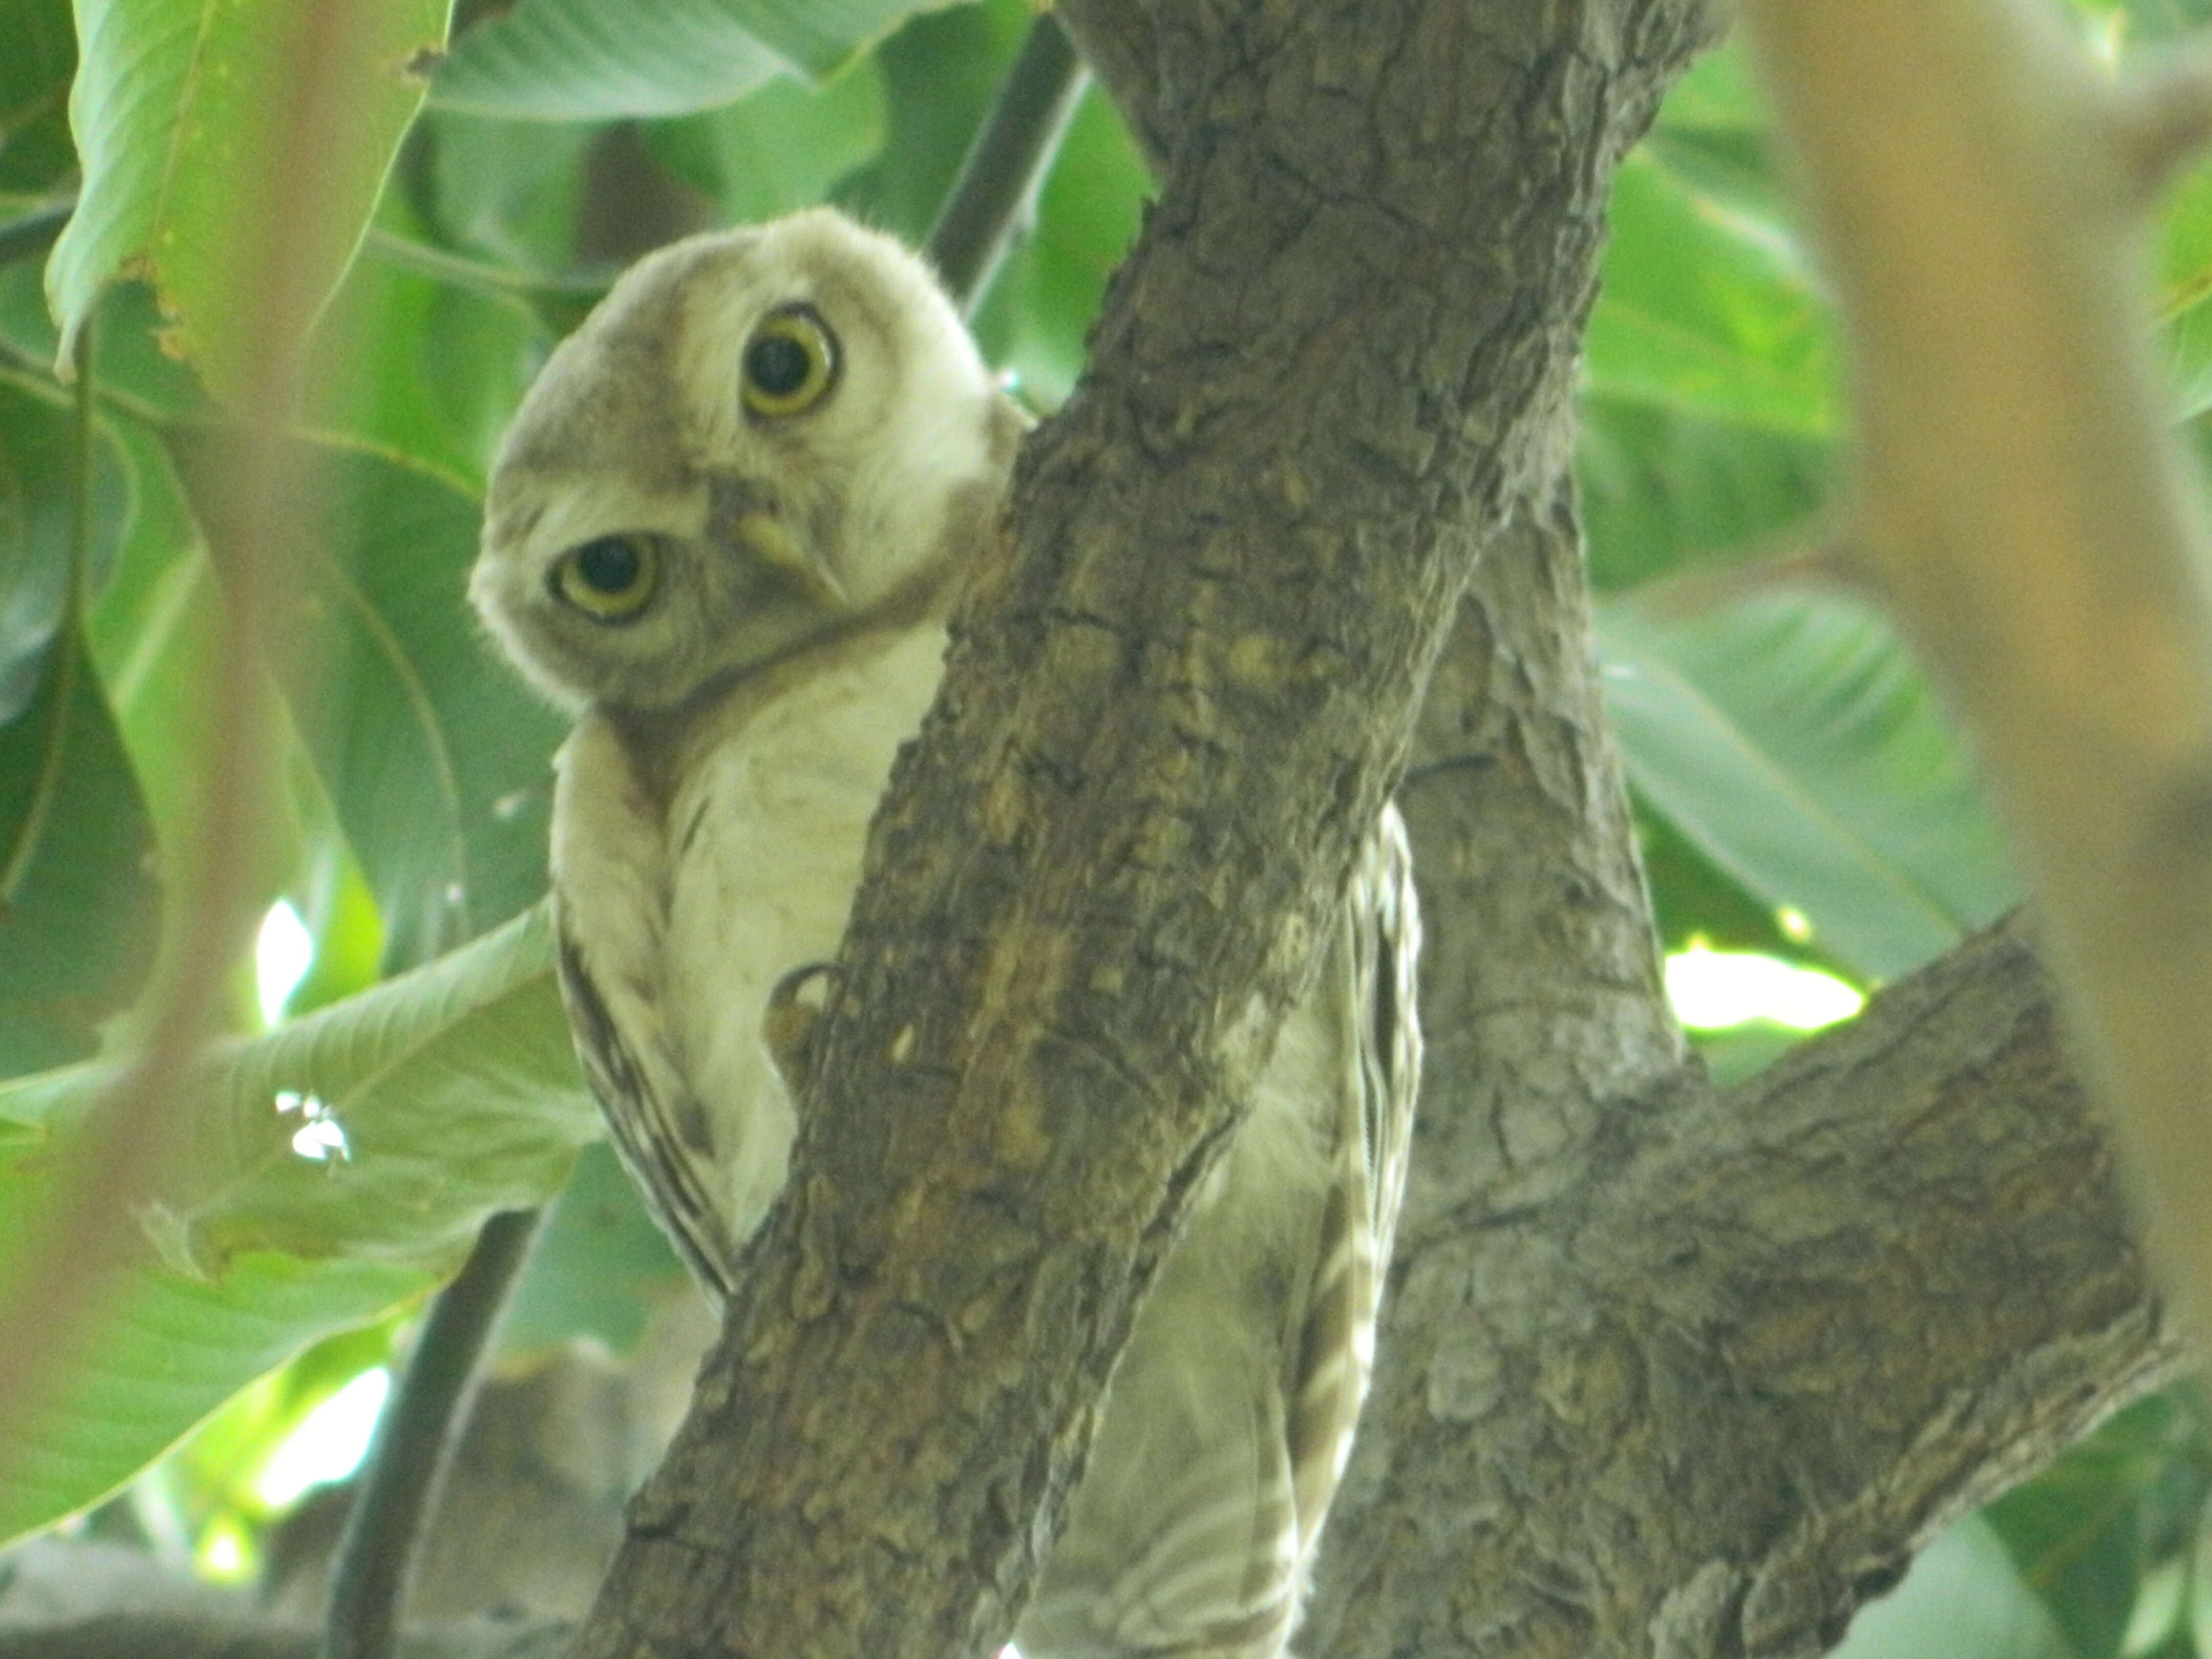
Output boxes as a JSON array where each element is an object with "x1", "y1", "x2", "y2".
[{"x1": 547, "y1": 621, "x2": 951, "y2": 1293}]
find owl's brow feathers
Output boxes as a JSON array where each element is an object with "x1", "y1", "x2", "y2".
[{"x1": 495, "y1": 228, "x2": 917, "y2": 494}]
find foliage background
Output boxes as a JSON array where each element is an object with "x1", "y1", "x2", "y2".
[{"x1": 0, "y1": 0, "x2": 2205, "y2": 1652}]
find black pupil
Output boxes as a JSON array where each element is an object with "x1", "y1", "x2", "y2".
[
  {"x1": 747, "y1": 331, "x2": 813, "y2": 397},
  {"x1": 575, "y1": 537, "x2": 640, "y2": 593}
]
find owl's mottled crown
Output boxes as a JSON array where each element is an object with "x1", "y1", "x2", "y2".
[{"x1": 471, "y1": 208, "x2": 1022, "y2": 714}]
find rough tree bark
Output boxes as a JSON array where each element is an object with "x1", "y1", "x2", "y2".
[
  {"x1": 1307, "y1": 502, "x2": 2179, "y2": 1659},
  {"x1": 564, "y1": 1, "x2": 1730, "y2": 1655}
]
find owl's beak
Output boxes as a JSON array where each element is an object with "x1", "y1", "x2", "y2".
[{"x1": 734, "y1": 510, "x2": 846, "y2": 609}]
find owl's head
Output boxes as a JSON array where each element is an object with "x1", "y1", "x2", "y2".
[{"x1": 472, "y1": 208, "x2": 1023, "y2": 713}]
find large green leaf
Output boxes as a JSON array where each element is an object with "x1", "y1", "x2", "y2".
[
  {"x1": 176, "y1": 438, "x2": 566, "y2": 970},
  {"x1": 0, "y1": 374, "x2": 158, "y2": 1076},
  {"x1": 1639, "y1": 37, "x2": 1784, "y2": 229},
  {"x1": 645, "y1": 57, "x2": 890, "y2": 228},
  {"x1": 431, "y1": 0, "x2": 953, "y2": 121},
  {"x1": 1599, "y1": 591, "x2": 2017, "y2": 981},
  {"x1": 1582, "y1": 93, "x2": 1836, "y2": 593},
  {"x1": 1, "y1": 904, "x2": 590, "y2": 1277},
  {"x1": 0, "y1": 267, "x2": 210, "y2": 429},
  {"x1": 2158, "y1": 156, "x2": 2212, "y2": 421},
  {"x1": 0, "y1": 1244, "x2": 429, "y2": 1546},
  {"x1": 1578, "y1": 393, "x2": 1834, "y2": 592},
  {"x1": 46, "y1": 0, "x2": 448, "y2": 392},
  {"x1": 1585, "y1": 149, "x2": 1837, "y2": 437},
  {"x1": 0, "y1": 905, "x2": 590, "y2": 1544},
  {"x1": 418, "y1": 109, "x2": 598, "y2": 274},
  {"x1": 306, "y1": 192, "x2": 550, "y2": 489},
  {"x1": 0, "y1": 374, "x2": 126, "y2": 718}
]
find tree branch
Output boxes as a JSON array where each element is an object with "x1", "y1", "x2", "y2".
[
  {"x1": 925, "y1": 12, "x2": 1091, "y2": 315},
  {"x1": 326, "y1": 1208, "x2": 544, "y2": 1659},
  {"x1": 1319, "y1": 548, "x2": 2181, "y2": 1645}
]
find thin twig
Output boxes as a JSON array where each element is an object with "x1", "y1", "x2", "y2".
[
  {"x1": 324, "y1": 1207, "x2": 545, "y2": 1659},
  {"x1": 925, "y1": 13, "x2": 1089, "y2": 316}
]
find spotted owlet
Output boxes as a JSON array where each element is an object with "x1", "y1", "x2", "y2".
[{"x1": 470, "y1": 207, "x2": 1421, "y2": 1659}]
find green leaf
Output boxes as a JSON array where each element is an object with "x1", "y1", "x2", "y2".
[
  {"x1": 0, "y1": 623, "x2": 159, "y2": 1076},
  {"x1": 1578, "y1": 393, "x2": 1835, "y2": 591},
  {"x1": 0, "y1": 0, "x2": 76, "y2": 193},
  {"x1": 432, "y1": 5, "x2": 785, "y2": 121},
  {"x1": 1636, "y1": 803, "x2": 1806, "y2": 960},
  {"x1": 2158, "y1": 156, "x2": 2212, "y2": 420},
  {"x1": 1986, "y1": 1394, "x2": 2207, "y2": 1659},
  {"x1": 306, "y1": 194, "x2": 550, "y2": 488},
  {"x1": 429, "y1": 0, "x2": 953, "y2": 122},
  {"x1": 163, "y1": 903, "x2": 593, "y2": 1272},
  {"x1": 175, "y1": 438, "x2": 567, "y2": 969},
  {"x1": 0, "y1": 269, "x2": 211, "y2": 428},
  {"x1": 1834, "y1": 1515, "x2": 2069, "y2": 1659},
  {"x1": 0, "y1": 905, "x2": 591, "y2": 1544},
  {"x1": 735, "y1": 0, "x2": 962, "y2": 80},
  {"x1": 0, "y1": 1245, "x2": 429, "y2": 1547},
  {"x1": 497, "y1": 1141, "x2": 686, "y2": 1358},
  {"x1": 1599, "y1": 591, "x2": 2017, "y2": 981},
  {"x1": 1641, "y1": 39, "x2": 1788, "y2": 229},
  {"x1": 0, "y1": 374, "x2": 127, "y2": 718},
  {"x1": 0, "y1": 903, "x2": 592, "y2": 1279},
  {"x1": 644, "y1": 58, "x2": 889, "y2": 226},
  {"x1": 46, "y1": 0, "x2": 448, "y2": 392},
  {"x1": 1585, "y1": 150, "x2": 1837, "y2": 437}
]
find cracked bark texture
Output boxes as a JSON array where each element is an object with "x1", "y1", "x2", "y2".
[{"x1": 1310, "y1": 497, "x2": 2180, "y2": 1654}]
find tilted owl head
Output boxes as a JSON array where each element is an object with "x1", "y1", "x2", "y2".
[{"x1": 472, "y1": 208, "x2": 1024, "y2": 713}]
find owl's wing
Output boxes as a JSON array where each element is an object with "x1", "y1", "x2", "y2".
[
  {"x1": 1286, "y1": 799, "x2": 1421, "y2": 1553},
  {"x1": 553, "y1": 922, "x2": 736, "y2": 1303},
  {"x1": 549, "y1": 716, "x2": 737, "y2": 1305}
]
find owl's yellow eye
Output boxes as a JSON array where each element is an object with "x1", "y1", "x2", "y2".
[
  {"x1": 554, "y1": 535, "x2": 659, "y2": 621},
  {"x1": 740, "y1": 306, "x2": 837, "y2": 417}
]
